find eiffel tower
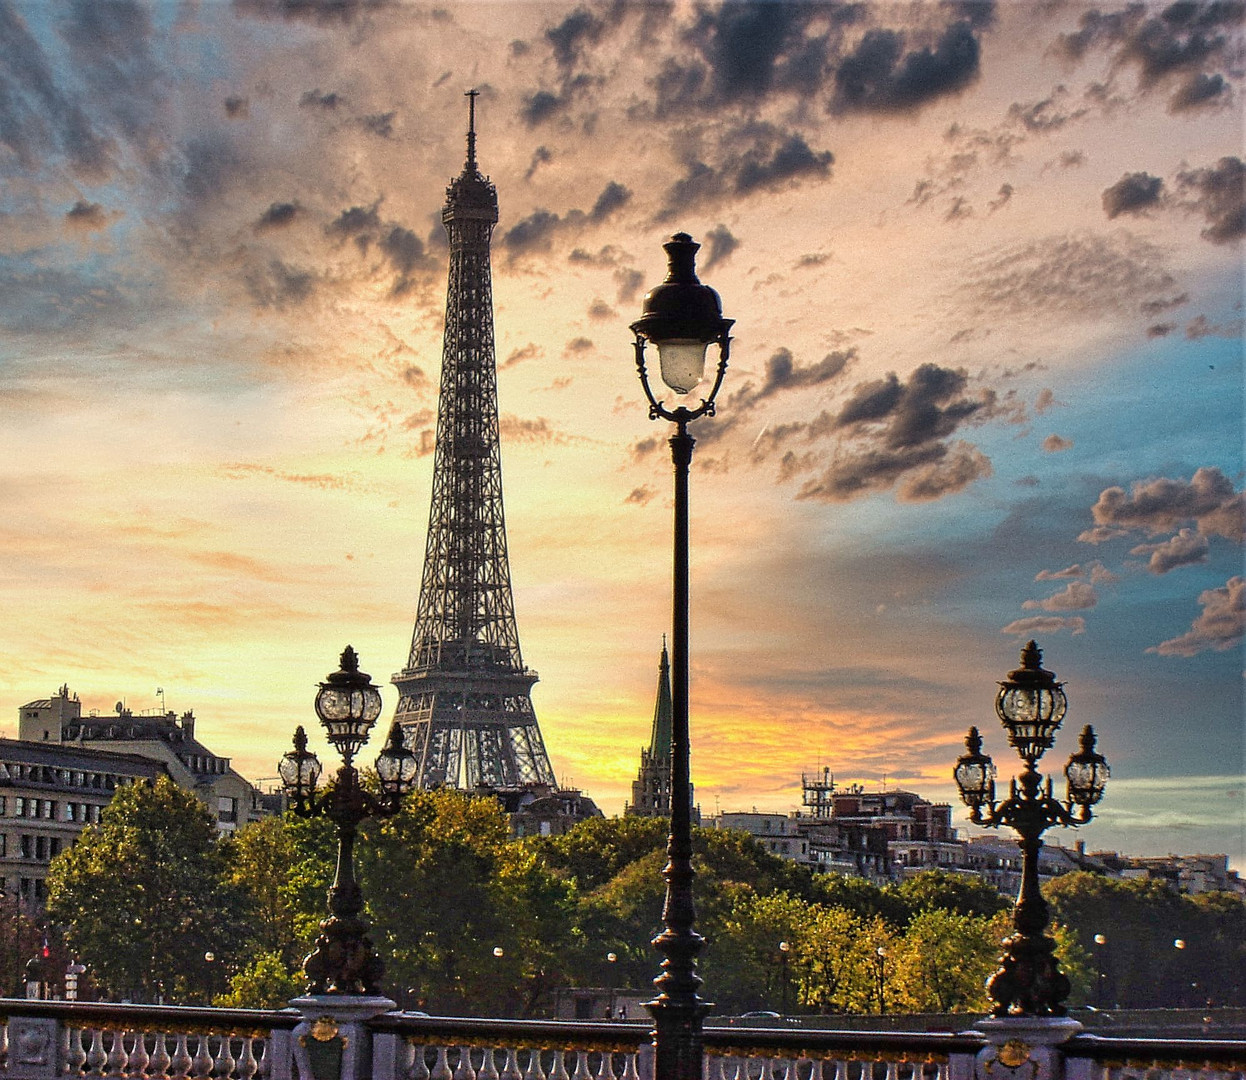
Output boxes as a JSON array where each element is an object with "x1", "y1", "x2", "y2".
[{"x1": 392, "y1": 92, "x2": 557, "y2": 791}]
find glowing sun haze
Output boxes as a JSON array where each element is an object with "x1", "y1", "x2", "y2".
[{"x1": 0, "y1": 0, "x2": 1242, "y2": 866}]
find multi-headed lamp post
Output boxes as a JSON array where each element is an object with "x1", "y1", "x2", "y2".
[
  {"x1": 278, "y1": 646, "x2": 418, "y2": 996},
  {"x1": 631, "y1": 232, "x2": 733, "y2": 1080},
  {"x1": 954, "y1": 640, "x2": 1110, "y2": 1017}
]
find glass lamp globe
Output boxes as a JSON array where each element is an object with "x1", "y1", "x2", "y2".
[
  {"x1": 954, "y1": 726, "x2": 996, "y2": 810},
  {"x1": 1065, "y1": 724, "x2": 1110, "y2": 807},
  {"x1": 996, "y1": 640, "x2": 1067, "y2": 762},
  {"x1": 631, "y1": 233, "x2": 733, "y2": 396},
  {"x1": 315, "y1": 646, "x2": 383, "y2": 763},
  {"x1": 375, "y1": 723, "x2": 419, "y2": 799},
  {"x1": 278, "y1": 725, "x2": 322, "y2": 802}
]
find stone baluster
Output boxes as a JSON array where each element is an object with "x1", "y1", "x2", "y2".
[
  {"x1": 238, "y1": 1037, "x2": 259, "y2": 1080},
  {"x1": 104, "y1": 1030, "x2": 128, "y2": 1078},
  {"x1": 807, "y1": 1059, "x2": 823, "y2": 1080},
  {"x1": 523, "y1": 1049, "x2": 546, "y2": 1080},
  {"x1": 621, "y1": 1051, "x2": 641, "y2": 1080},
  {"x1": 550, "y1": 1051, "x2": 570, "y2": 1080},
  {"x1": 130, "y1": 1032, "x2": 151, "y2": 1079},
  {"x1": 453, "y1": 1046, "x2": 477, "y2": 1080},
  {"x1": 214, "y1": 1035, "x2": 237, "y2": 1080},
  {"x1": 149, "y1": 1033, "x2": 172, "y2": 1080},
  {"x1": 66, "y1": 1027, "x2": 88, "y2": 1076},
  {"x1": 480, "y1": 1048, "x2": 500, "y2": 1080},
  {"x1": 170, "y1": 1033, "x2": 193, "y2": 1080},
  {"x1": 190, "y1": 1035, "x2": 213, "y2": 1080},
  {"x1": 431, "y1": 1046, "x2": 454, "y2": 1080},
  {"x1": 570, "y1": 1052, "x2": 592, "y2": 1080},
  {"x1": 501, "y1": 1048, "x2": 522, "y2": 1080},
  {"x1": 410, "y1": 1045, "x2": 432, "y2": 1080},
  {"x1": 832, "y1": 1060, "x2": 850, "y2": 1080},
  {"x1": 595, "y1": 1050, "x2": 617, "y2": 1080},
  {"x1": 86, "y1": 1029, "x2": 108, "y2": 1077}
]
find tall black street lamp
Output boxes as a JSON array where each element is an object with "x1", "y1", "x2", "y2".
[
  {"x1": 954, "y1": 640, "x2": 1110, "y2": 1017},
  {"x1": 873, "y1": 946, "x2": 887, "y2": 1015},
  {"x1": 1092, "y1": 933, "x2": 1108, "y2": 1009},
  {"x1": 278, "y1": 646, "x2": 418, "y2": 996},
  {"x1": 778, "y1": 941, "x2": 791, "y2": 1014},
  {"x1": 631, "y1": 232, "x2": 733, "y2": 1080}
]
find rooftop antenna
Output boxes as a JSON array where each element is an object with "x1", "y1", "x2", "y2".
[{"x1": 465, "y1": 88, "x2": 479, "y2": 173}]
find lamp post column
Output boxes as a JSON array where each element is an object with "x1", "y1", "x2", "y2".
[{"x1": 650, "y1": 420, "x2": 707, "y2": 1080}]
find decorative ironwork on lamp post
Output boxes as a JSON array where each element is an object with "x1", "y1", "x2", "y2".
[
  {"x1": 631, "y1": 232, "x2": 733, "y2": 1080},
  {"x1": 278, "y1": 646, "x2": 418, "y2": 996},
  {"x1": 954, "y1": 639, "x2": 1110, "y2": 1017}
]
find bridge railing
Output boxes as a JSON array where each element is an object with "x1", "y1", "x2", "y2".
[{"x1": 0, "y1": 1002, "x2": 1241, "y2": 1080}]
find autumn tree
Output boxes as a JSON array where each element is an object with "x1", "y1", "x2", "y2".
[{"x1": 46, "y1": 777, "x2": 250, "y2": 1004}]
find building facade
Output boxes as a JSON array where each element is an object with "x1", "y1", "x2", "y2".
[
  {"x1": 0, "y1": 737, "x2": 164, "y2": 903},
  {"x1": 18, "y1": 686, "x2": 272, "y2": 833}
]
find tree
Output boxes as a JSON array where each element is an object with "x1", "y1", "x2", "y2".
[
  {"x1": 357, "y1": 788, "x2": 579, "y2": 1017},
  {"x1": 46, "y1": 777, "x2": 250, "y2": 1003},
  {"x1": 889, "y1": 909, "x2": 1004, "y2": 1014},
  {"x1": 893, "y1": 870, "x2": 1010, "y2": 923},
  {"x1": 812, "y1": 873, "x2": 909, "y2": 928}
]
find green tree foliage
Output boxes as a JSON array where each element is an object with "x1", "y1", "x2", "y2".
[
  {"x1": 46, "y1": 777, "x2": 249, "y2": 1003},
  {"x1": 357, "y1": 789, "x2": 578, "y2": 1017},
  {"x1": 888, "y1": 909, "x2": 1004, "y2": 1013},
  {"x1": 214, "y1": 950, "x2": 305, "y2": 1009},
  {"x1": 1045, "y1": 871, "x2": 1245, "y2": 1008},
  {"x1": 894, "y1": 870, "x2": 1010, "y2": 922}
]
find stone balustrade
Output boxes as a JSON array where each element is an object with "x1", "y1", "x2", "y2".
[{"x1": 0, "y1": 1000, "x2": 1240, "y2": 1080}]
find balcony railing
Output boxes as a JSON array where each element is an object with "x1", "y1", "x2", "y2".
[{"x1": 0, "y1": 1001, "x2": 1241, "y2": 1080}]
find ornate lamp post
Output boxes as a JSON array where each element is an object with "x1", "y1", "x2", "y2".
[
  {"x1": 873, "y1": 946, "x2": 887, "y2": 1015},
  {"x1": 954, "y1": 640, "x2": 1110, "y2": 1017},
  {"x1": 631, "y1": 232, "x2": 733, "y2": 1080},
  {"x1": 278, "y1": 646, "x2": 418, "y2": 996}
]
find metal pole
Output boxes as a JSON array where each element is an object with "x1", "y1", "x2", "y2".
[{"x1": 648, "y1": 420, "x2": 706, "y2": 1080}]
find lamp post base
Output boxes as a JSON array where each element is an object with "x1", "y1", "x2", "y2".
[{"x1": 971, "y1": 1016, "x2": 1082, "y2": 1080}]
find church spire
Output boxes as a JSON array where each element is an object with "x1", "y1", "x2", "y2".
[{"x1": 649, "y1": 638, "x2": 673, "y2": 759}]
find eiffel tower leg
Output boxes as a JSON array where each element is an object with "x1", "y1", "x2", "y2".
[{"x1": 647, "y1": 422, "x2": 707, "y2": 1080}]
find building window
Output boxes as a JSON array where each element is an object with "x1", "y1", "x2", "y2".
[
  {"x1": 19, "y1": 836, "x2": 32, "y2": 859},
  {"x1": 217, "y1": 797, "x2": 237, "y2": 824}
]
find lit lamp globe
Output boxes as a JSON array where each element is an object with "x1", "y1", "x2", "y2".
[
  {"x1": 315, "y1": 645, "x2": 383, "y2": 764},
  {"x1": 375, "y1": 723, "x2": 419, "y2": 801},
  {"x1": 630, "y1": 233, "x2": 734, "y2": 396},
  {"x1": 995, "y1": 640, "x2": 1067, "y2": 763}
]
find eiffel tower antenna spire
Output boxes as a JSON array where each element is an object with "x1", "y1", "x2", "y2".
[
  {"x1": 392, "y1": 94, "x2": 558, "y2": 792},
  {"x1": 465, "y1": 88, "x2": 479, "y2": 173}
]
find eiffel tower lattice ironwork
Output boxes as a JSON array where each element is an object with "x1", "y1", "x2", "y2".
[{"x1": 392, "y1": 91, "x2": 557, "y2": 791}]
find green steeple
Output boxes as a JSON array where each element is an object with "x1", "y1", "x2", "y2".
[{"x1": 649, "y1": 639, "x2": 673, "y2": 759}]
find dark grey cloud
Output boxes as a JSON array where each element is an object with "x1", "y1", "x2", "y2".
[
  {"x1": 1175, "y1": 156, "x2": 1245, "y2": 243},
  {"x1": 546, "y1": 5, "x2": 614, "y2": 68},
  {"x1": 797, "y1": 439, "x2": 991, "y2": 503},
  {"x1": 614, "y1": 266, "x2": 645, "y2": 304},
  {"x1": 0, "y1": 2, "x2": 113, "y2": 177},
  {"x1": 834, "y1": 363, "x2": 987, "y2": 450},
  {"x1": 233, "y1": 0, "x2": 391, "y2": 25},
  {"x1": 729, "y1": 347, "x2": 853, "y2": 411},
  {"x1": 224, "y1": 96, "x2": 249, "y2": 118},
  {"x1": 358, "y1": 111, "x2": 394, "y2": 138},
  {"x1": 1170, "y1": 71, "x2": 1231, "y2": 111},
  {"x1": 64, "y1": 200, "x2": 108, "y2": 230},
  {"x1": 502, "y1": 181, "x2": 633, "y2": 255},
  {"x1": 1056, "y1": 2, "x2": 1244, "y2": 112},
  {"x1": 300, "y1": 89, "x2": 343, "y2": 110},
  {"x1": 326, "y1": 204, "x2": 382, "y2": 244},
  {"x1": 520, "y1": 89, "x2": 563, "y2": 126},
  {"x1": 832, "y1": 20, "x2": 982, "y2": 113},
  {"x1": 1139, "y1": 292, "x2": 1189, "y2": 314},
  {"x1": 524, "y1": 145, "x2": 552, "y2": 180},
  {"x1": 1102, "y1": 171, "x2": 1164, "y2": 217},
  {"x1": 589, "y1": 181, "x2": 631, "y2": 221},
  {"x1": 244, "y1": 260, "x2": 314, "y2": 310},
  {"x1": 178, "y1": 133, "x2": 244, "y2": 206},
  {"x1": 255, "y1": 201, "x2": 300, "y2": 231},
  {"x1": 664, "y1": 125, "x2": 833, "y2": 214},
  {"x1": 379, "y1": 226, "x2": 429, "y2": 276},
  {"x1": 701, "y1": 224, "x2": 739, "y2": 270}
]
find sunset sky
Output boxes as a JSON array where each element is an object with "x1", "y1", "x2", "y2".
[{"x1": 0, "y1": 0, "x2": 1242, "y2": 867}]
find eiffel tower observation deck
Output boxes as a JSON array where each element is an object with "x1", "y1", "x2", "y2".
[{"x1": 392, "y1": 92, "x2": 557, "y2": 791}]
